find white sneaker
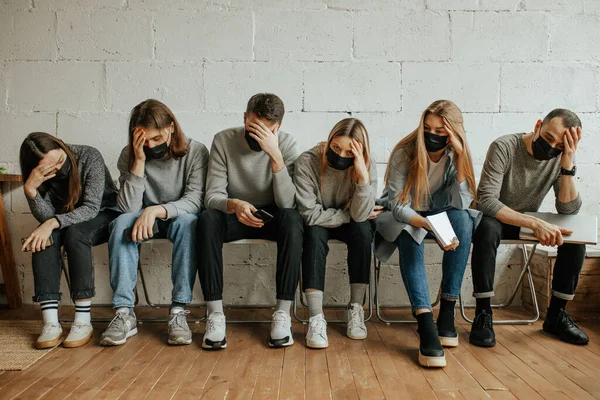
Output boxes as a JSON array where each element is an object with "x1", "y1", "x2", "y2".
[
  {"x1": 269, "y1": 310, "x2": 294, "y2": 348},
  {"x1": 63, "y1": 322, "x2": 94, "y2": 348},
  {"x1": 202, "y1": 312, "x2": 227, "y2": 350},
  {"x1": 306, "y1": 313, "x2": 328, "y2": 349},
  {"x1": 346, "y1": 303, "x2": 367, "y2": 340},
  {"x1": 35, "y1": 323, "x2": 63, "y2": 349}
]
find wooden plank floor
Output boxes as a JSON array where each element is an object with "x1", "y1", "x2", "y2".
[{"x1": 0, "y1": 306, "x2": 599, "y2": 399}]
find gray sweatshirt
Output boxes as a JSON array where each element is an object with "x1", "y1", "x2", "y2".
[
  {"x1": 477, "y1": 133, "x2": 581, "y2": 217},
  {"x1": 205, "y1": 127, "x2": 299, "y2": 212},
  {"x1": 116, "y1": 138, "x2": 209, "y2": 218},
  {"x1": 26, "y1": 144, "x2": 118, "y2": 228},
  {"x1": 294, "y1": 145, "x2": 377, "y2": 228}
]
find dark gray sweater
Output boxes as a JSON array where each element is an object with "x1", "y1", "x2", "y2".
[{"x1": 26, "y1": 144, "x2": 118, "y2": 228}]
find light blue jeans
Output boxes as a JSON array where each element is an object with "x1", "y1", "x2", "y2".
[
  {"x1": 395, "y1": 208, "x2": 473, "y2": 313},
  {"x1": 108, "y1": 211, "x2": 198, "y2": 308}
]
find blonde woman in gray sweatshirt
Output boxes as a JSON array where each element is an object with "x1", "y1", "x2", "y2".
[{"x1": 294, "y1": 118, "x2": 379, "y2": 348}]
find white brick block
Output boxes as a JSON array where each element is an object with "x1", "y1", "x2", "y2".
[
  {"x1": 129, "y1": 0, "x2": 250, "y2": 11},
  {"x1": 501, "y1": 63, "x2": 598, "y2": 113},
  {"x1": 550, "y1": 15, "x2": 600, "y2": 61},
  {"x1": 403, "y1": 62, "x2": 500, "y2": 115},
  {"x1": 34, "y1": 0, "x2": 125, "y2": 10},
  {"x1": 175, "y1": 112, "x2": 241, "y2": 145},
  {"x1": 0, "y1": 11, "x2": 56, "y2": 60},
  {"x1": 283, "y1": 111, "x2": 351, "y2": 152},
  {"x1": 204, "y1": 62, "x2": 303, "y2": 112},
  {"x1": 254, "y1": 11, "x2": 352, "y2": 61},
  {"x1": 57, "y1": 112, "x2": 129, "y2": 177},
  {"x1": 585, "y1": 0, "x2": 600, "y2": 11},
  {"x1": 575, "y1": 164, "x2": 600, "y2": 217},
  {"x1": 8, "y1": 62, "x2": 104, "y2": 112},
  {"x1": 353, "y1": 112, "x2": 404, "y2": 165},
  {"x1": 57, "y1": 11, "x2": 153, "y2": 61},
  {"x1": 0, "y1": 112, "x2": 57, "y2": 164},
  {"x1": 0, "y1": 61, "x2": 7, "y2": 107},
  {"x1": 451, "y1": 12, "x2": 548, "y2": 61},
  {"x1": 0, "y1": 0, "x2": 33, "y2": 12},
  {"x1": 576, "y1": 113, "x2": 600, "y2": 164},
  {"x1": 155, "y1": 13, "x2": 253, "y2": 61},
  {"x1": 327, "y1": 0, "x2": 425, "y2": 10},
  {"x1": 426, "y1": 0, "x2": 478, "y2": 10},
  {"x1": 354, "y1": 10, "x2": 450, "y2": 61},
  {"x1": 253, "y1": 0, "x2": 326, "y2": 10},
  {"x1": 106, "y1": 62, "x2": 203, "y2": 112},
  {"x1": 303, "y1": 62, "x2": 402, "y2": 112},
  {"x1": 525, "y1": 0, "x2": 583, "y2": 11},
  {"x1": 478, "y1": 0, "x2": 521, "y2": 10}
]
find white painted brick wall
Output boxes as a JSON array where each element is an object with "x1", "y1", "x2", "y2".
[{"x1": 1, "y1": 0, "x2": 599, "y2": 308}]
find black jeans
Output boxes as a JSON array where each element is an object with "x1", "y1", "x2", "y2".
[
  {"x1": 471, "y1": 216, "x2": 586, "y2": 300},
  {"x1": 302, "y1": 221, "x2": 374, "y2": 291},
  {"x1": 197, "y1": 206, "x2": 304, "y2": 301},
  {"x1": 32, "y1": 209, "x2": 120, "y2": 302}
]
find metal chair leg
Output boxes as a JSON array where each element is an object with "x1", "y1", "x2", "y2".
[{"x1": 460, "y1": 244, "x2": 540, "y2": 325}]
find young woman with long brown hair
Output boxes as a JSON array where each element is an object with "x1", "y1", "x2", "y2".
[
  {"x1": 294, "y1": 118, "x2": 380, "y2": 348},
  {"x1": 20, "y1": 132, "x2": 120, "y2": 348},
  {"x1": 101, "y1": 99, "x2": 209, "y2": 347},
  {"x1": 376, "y1": 100, "x2": 480, "y2": 367}
]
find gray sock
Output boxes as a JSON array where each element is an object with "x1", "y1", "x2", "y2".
[
  {"x1": 276, "y1": 300, "x2": 292, "y2": 315},
  {"x1": 306, "y1": 290, "x2": 324, "y2": 318},
  {"x1": 350, "y1": 283, "x2": 367, "y2": 306},
  {"x1": 206, "y1": 300, "x2": 223, "y2": 316},
  {"x1": 116, "y1": 307, "x2": 135, "y2": 318}
]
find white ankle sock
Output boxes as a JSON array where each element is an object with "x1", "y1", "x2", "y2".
[
  {"x1": 40, "y1": 300, "x2": 59, "y2": 325},
  {"x1": 206, "y1": 300, "x2": 223, "y2": 316},
  {"x1": 276, "y1": 300, "x2": 292, "y2": 315},
  {"x1": 306, "y1": 290, "x2": 324, "y2": 318},
  {"x1": 74, "y1": 299, "x2": 91, "y2": 324}
]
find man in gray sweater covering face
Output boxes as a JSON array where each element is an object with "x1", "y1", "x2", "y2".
[
  {"x1": 197, "y1": 93, "x2": 303, "y2": 350},
  {"x1": 469, "y1": 108, "x2": 589, "y2": 348}
]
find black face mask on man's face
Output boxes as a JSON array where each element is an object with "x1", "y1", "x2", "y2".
[
  {"x1": 531, "y1": 128, "x2": 562, "y2": 161},
  {"x1": 244, "y1": 129, "x2": 263, "y2": 152}
]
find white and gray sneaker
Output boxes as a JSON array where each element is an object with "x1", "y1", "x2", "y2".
[
  {"x1": 63, "y1": 322, "x2": 93, "y2": 348},
  {"x1": 168, "y1": 310, "x2": 192, "y2": 345},
  {"x1": 306, "y1": 313, "x2": 328, "y2": 349},
  {"x1": 100, "y1": 311, "x2": 138, "y2": 346},
  {"x1": 268, "y1": 310, "x2": 294, "y2": 348},
  {"x1": 346, "y1": 303, "x2": 367, "y2": 340},
  {"x1": 35, "y1": 323, "x2": 63, "y2": 349},
  {"x1": 202, "y1": 312, "x2": 227, "y2": 350}
]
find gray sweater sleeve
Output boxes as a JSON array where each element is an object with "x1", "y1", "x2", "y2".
[
  {"x1": 350, "y1": 161, "x2": 377, "y2": 222},
  {"x1": 116, "y1": 147, "x2": 145, "y2": 214},
  {"x1": 162, "y1": 143, "x2": 209, "y2": 219},
  {"x1": 477, "y1": 141, "x2": 510, "y2": 217},
  {"x1": 553, "y1": 173, "x2": 582, "y2": 215},
  {"x1": 273, "y1": 136, "x2": 299, "y2": 209},
  {"x1": 205, "y1": 136, "x2": 230, "y2": 213},
  {"x1": 385, "y1": 149, "x2": 418, "y2": 223},
  {"x1": 27, "y1": 190, "x2": 57, "y2": 223},
  {"x1": 293, "y1": 155, "x2": 350, "y2": 228},
  {"x1": 53, "y1": 148, "x2": 106, "y2": 228}
]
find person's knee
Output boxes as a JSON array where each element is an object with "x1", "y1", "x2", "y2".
[
  {"x1": 278, "y1": 208, "x2": 304, "y2": 235},
  {"x1": 63, "y1": 223, "x2": 91, "y2": 249},
  {"x1": 198, "y1": 209, "x2": 224, "y2": 233},
  {"x1": 304, "y1": 225, "x2": 327, "y2": 246},
  {"x1": 347, "y1": 221, "x2": 374, "y2": 245},
  {"x1": 447, "y1": 210, "x2": 473, "y2": 241},
  {"x1": 473, "y1": 217, "x2": 501, "y2": 246},
  {"x1": 172, "y1": 213, "x2": 198, "y2": 230},
  {"x1": 109, "y1": 212, "x2": 138, "y2": 233}
]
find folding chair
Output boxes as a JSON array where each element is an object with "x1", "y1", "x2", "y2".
[{"x1": 292, "y1": 239, "x2": 374, "y2": 324}]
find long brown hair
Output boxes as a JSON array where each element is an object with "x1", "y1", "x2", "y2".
[
  {"x1": 384, "y1": 100, "x2": 477, "y2": 210},
  {"x1": 319, "y1": 118, "x2": 371, "y2": 210},
  {"x1": 128, "y1": 99, "x2": 187, "y2": 167},
  {"x1": 19, "y1": 132, "x2": 82, "y2": 212}
]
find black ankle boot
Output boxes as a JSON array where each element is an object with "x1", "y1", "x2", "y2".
[
  {"x1": 543, "y1": 309, "x2": 589, "y2": 345},
  {"x1": 437, "y1": 299, "x2": 458, "y2": 347},
  {"x1": 416, "y1": 312, "x2": 446, "y2": 368},
  {"x1": 469, "y1": 309, "x2": 496, "y2": 347}
]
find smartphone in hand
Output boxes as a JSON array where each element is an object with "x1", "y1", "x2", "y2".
[
  {"x1": 253, "y1": 209, "x2": 274, "y2": 224},
  {"x1": 21, "y1": 236, "x2": 54, "y2": 252}
]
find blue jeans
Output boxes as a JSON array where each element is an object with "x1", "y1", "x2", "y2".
[
  {"x1": 108, "y1": 211, "x2": 198, "y2": 308},
  {"x1": 395, "y1": 209, "x2": 473, "y2": 313}
]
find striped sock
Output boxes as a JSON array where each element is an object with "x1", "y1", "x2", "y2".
[
  {"x1": 40, "y1": 300, "x2": 59, "y2": 325},
  {"x1": 74, "y1": 300, "x2": 91, "y2": 324}
]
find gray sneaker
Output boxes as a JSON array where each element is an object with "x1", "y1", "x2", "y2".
[
  {"x1": 168, "y1": 310, "x2": 192, "y2": 345},
  {"x1": 100, "y1": 311, "x2": 138, "y2": 346}
]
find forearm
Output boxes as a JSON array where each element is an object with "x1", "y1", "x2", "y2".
[
  {"x1": 408, "y1": 214, "x2": 429, "y2": 229},
  {"x1": 558, "y1": 175, "x2": 578, "y2": 204},
  {"x1": 131, "y1": 159, "x2": 145, "y2": 178},
  {"x1": 269, "y1": 150, "x2": 285, "y2": 174},
  {"x1": 455, "y1": 154, "x2": 466, "y2": 183},
  {"x1": 495, "y1": 206, "x2": 539, "y2": 230}
]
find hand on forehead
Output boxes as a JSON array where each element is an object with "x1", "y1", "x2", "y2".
[
  {"x1": 246, "y1": 113, "x2": 279, "y2": 132},
  {"x1": 40, "y1": 149, "x2": 65, "y2": 167},
  {"x1": 330, "y1": 136, "x2": 355, "y2": 158},
  {"x1": 540, "y1": 117, "x2": 580, "y2": 149}
]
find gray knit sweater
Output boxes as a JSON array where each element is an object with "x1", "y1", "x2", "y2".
[
  {"x1": 294, "y1": 145, "x2": 377, "y2": 228},
  {"x1": 26, "y1": 144, "x2": 118, "y2": 228},
  {"x1": 477, "y1": 133, "x2": 581, "y2": 217},
  {"x1": 205, "y1": 127, "x2": 299, "y2": 212}
]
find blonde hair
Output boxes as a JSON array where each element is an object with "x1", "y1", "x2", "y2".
[
  {"x1": 318, "y1": 118, "x2": 371, "y2": 210},
  {"x1": 384, "y1": 100, "x2": 477, "y2": 210}
]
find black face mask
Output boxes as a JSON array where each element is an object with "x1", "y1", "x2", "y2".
[
  {"x1": 326, "y1": 147, "x2": 354, "y2": 170},
  {"x1": 244, "y1": 129, "x2": 263, "y2": 152},
  {"x1": 531, "y1": 130, "x2": 562, "y2": 161},
  {"x1": 54, "y1": 158, "x2": 71, "y2": 180},
  {"x1": 424, "y1": 131, "x2": 448, "y2": 153},
  {"x1": 143, "y1": 140, "x2": 169, "y2": 160}
]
